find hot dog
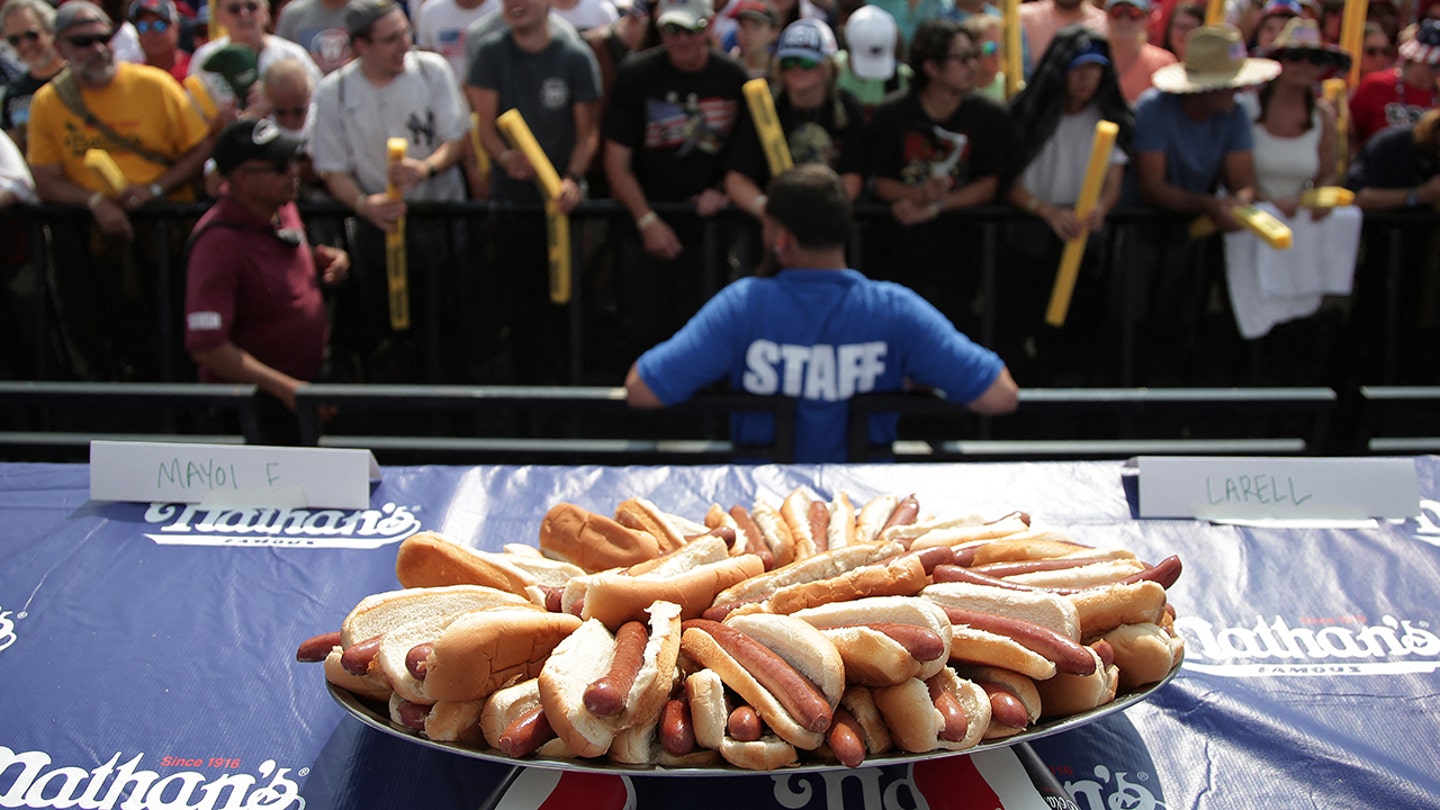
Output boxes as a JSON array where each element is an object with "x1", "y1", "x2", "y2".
[
  {"x1": 780, "y1": 488, "x2": 858, "y2": 559},
  {"x1": 685, "y1": 667, "x2": 799, "y2": 770},
  {"x1": 762, "y1": 553, "x2": 929, "y2": 615},
  {"x1": 707, "y1": 542, "x2": 905, "y2": 619},
  {"x1": 613, "y1": 497, "x2": 691, "y2": 555},
  {"x1": 884, "y1": 511, "x2": 1031, "y2": 549},
  {"x1": 951, "y1": 664, "x2": 1042, "y2": 739},
  {"x1": 393, "y1": 531, "x2": 585, "y2": 597},
  {"x1": 854, "y1": 494, "x2": 920, "y2": 545},
  {"x1": 563, "y1": 535, "x2": 764, "y2": 629},
  {"x1": 791, "y1": 596, "x2": 953, "y2": 686},
  {"x1": 1033, "y1": 645, "x2": 1119, "y2": 717},
  {"x1": 419, "y1": 607, "x2": 582, "y2": 703},
  {"x1": 871, "y1": 668, "x2": 990, "y2": 753},
  {"x1": 703, "y1": 504, "x2": 776, "y2": 570},
  {"x1": 1097, "y1": 621, "x2": 1184, "y2": 689},
  {"x1": 480, "y1": 678, "x2": 575, "y2": 759},
  {"x1": 537, "y1": 601, "x2": 683, "y2": 758},
  {"x1": 538, "y1": 503, "x2": 665, "y2": 572}
]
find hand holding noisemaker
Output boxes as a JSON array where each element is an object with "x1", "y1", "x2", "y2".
[
  {"x1": 1044, "y1": 120, "x2": 1118, "y2": 328},
  {"x1": 497, "y1": 109, "x2": 572, "y2": 305},
  {"x1": 385, "y1": 137, "x2": 411, "y2": 331}
]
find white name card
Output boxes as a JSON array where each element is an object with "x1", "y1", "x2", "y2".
[
  {"x1": 1138, "y1": 456, "x2": 1419, "y2": 520},
  {"x1": 90, "y1": 441, "x2": 381, "y2": 509}
]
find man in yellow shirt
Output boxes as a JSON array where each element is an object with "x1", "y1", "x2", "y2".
[{"x1": 25, "y1": 0, "x2": 212, "y2": 380}]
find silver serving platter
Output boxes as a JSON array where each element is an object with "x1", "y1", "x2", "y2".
[{"x1": 328, "y1": 660, "x2": 1181, "y2": 777}]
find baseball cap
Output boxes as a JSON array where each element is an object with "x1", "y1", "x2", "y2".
[
  {"x1": 202, "y1": 44, "x2": 259, "y2": 100},
  {"x1": 1260, "y1": 0, "x2": 1303, "y2": 17},
  {"x1": 1399, "y1": 18, "x2": 1440, "y2": 65},
  {"x1": 731, "y1": 0, "x2": 778, "y2": 25},
  {"x1": 1068, "y1": 39, "x2": 1111, "y2": 68},
  {"x1": 128, "y1": 0, "x2": 179, "y2": 23},
  {"x1": 54, "y1": 1, "x2": 113, "y2": 35},
  {"x1": 1104, "y1": 0, "x2": 1151, "y2": 10},
  {"x1": 776, "y1": 18, "x2": 837, "y2": 62},
  {"x1": 843, "y1": 6, "x2": 898, "y2": 80},
  {"x1": 213, "y1": 118, "x2": 305, "y2": 175},
  {"x1": 655, "y1": 0, "x2": 713, "y2": 29},
  {"x1": 345, "y1": 0, "x2": 400, "y2": 37}
]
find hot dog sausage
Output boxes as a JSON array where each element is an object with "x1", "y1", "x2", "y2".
[
  {"x1": 1120, "y1": 555, "x2": 1183, "y2": 590},
  {"x1": 660, "y1": 698, "x2": 696, "y2": 756},
  {"x1": 939, "y1": 606, "x2": 1096, "y2": 676},
  {"x1": 976, "y1": 680, "x2": 1029, "y2": 729},
  {"x1": 729, "y1": 507, "x2": 776, "y2": 570},
  {"x1": 878, "y1": 495, "x2": 920, "y2": 535},
  {"x1": 340, "y1": 634, "x2": 383, "y2": 676},
  {"x1": 393, "y1": 698, "x2": 429, "y2": 731},
  {"x1": 925, "y1": 675, "x2": 968, "y2": 742},
  {"x1": 728, "y1": 705, "x2": 763, "y2": 742},
  {"x1": 808, "y1": 501, "x2": 830, "y2": 553},
  {"x1": 296, "y1": 631, "x2": 341, "y2": 662},
  {"x1": 1092, "y1": 638, "x2": 1115, "y2": 670},
  {"x1": 834, "y1": 622, "x2": 946, "y2": 662},
  {"x1": 898, "y1": 546, "x2": 955, "y2": 574},
  {"x1": 826, "y1": 707, "x2": 867, "y2": 768},
  {"x1": 407, "y1": 642, "x2": 433, "y2": 680},
  {"x1": 497, "y1": 706, "x2": 556, "y2": 758},
  {"x1": 975, "y1": 554, "x2": 1131, "y2": 578},
  {"x1": 683, "y1": 619, "x2": 833, "y2": 734},
  {"x1": 583, "y1": 620, "x2": 649, "y2": 717}
]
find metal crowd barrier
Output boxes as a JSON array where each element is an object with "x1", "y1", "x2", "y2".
[{"x1": 1357, "y1": 386, "x2": 1440, "y2": 454}]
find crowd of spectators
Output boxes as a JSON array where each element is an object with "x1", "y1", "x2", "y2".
[{"x1": 1, "y1": 0, "x2": 1438, "y2": 415}]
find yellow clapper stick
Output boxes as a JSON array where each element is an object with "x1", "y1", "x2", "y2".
[
  {"x1": 497, "y1": 109, "x2": 572, "y2": 305},
  {"x1": 742, "y1": 78, "x2": 792, "y2": 176},
  {"x1": 1340, "y1": 0, "x2": 1368, "y2": 86},
  {"x1": 1003, "y1": 0, "x2": 1023, "y2": 98},
  {"x1": 469, "y1": 112, "x2": 491, "y2": 177},
  {"x1": 1323, "y1": 78, "x2": 1348, "y2": 178},
  {"x1": 385, "y1": 137, "x2": 411, "y2": 331},
  {"x1": 83, "y1": 149, "x2": 127, "y2": 196},
  {"x1": 1204, "y1": 0, "x2": 1226, "y2": 25},
  {"x1": 1044, "y1": 120, "x2": 1118, "y2": 328},
  {"x1": 1188, "y1": 205, "x2": 1294, "y2": 247},
  {"x1": 1299, "y1": 186, "x2": 1355, "y2": 208}
]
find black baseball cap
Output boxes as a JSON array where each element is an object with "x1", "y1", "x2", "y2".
[{"x1": 213, "y1": 119, "x2": 304, "y2": 175}]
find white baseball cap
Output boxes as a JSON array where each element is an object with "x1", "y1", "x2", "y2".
[{"x1": 844, "y1": 6, "x2": 898, "y2": 81}]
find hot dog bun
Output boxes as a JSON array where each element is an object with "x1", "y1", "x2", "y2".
[
  {"x1": 1068, "y1": 580, "x2": 1168, "y2": 638},
  {"x1": 568, "y1": 542, "x2": 764, "y2": 629},
  {"x1": 791, "y1": 596, "x2": 953, "y2": 685},
  {"x1": 684, "y1": 668, "x2": 798, "y2": 770},
  {"x1": 339, "y1": 585, "x2": 539, "y2": 649},
  {"x1": 871, "y1": 669, "x2": 990, "y2": 753},
  {"x1": 539, "y1": 503, "x2": 663, "y2": 572},
  {"x1": 479, "y1": 679, "x2": 575, "y2": 758},
  {"x1": 613, "y1": 497, "x2": 688, "y2": 555},
  {"x1": 1098, "y1": 622, "x2": 1184, "y2": 689},
  {"x1": 711, "y1": 543, "x2": 904, "y2": 610},
  {"x1": 921, "y1": 582, "x2": 1081, "y2": 641},
  {"x1": 952, "y1": 664, "x2": 1042, "y2": 739},
  {"x1": 1033, "y1": 645, "x2": 1118, "y2": 717},
  {"x1": 421, "y1": 607, "x2": 582, "y2": 703},
  {"x1": 764, "y1": 554, "x2": 928, "y2": 615},
  {"x1": 395, "y1": 531, "x2": 584, "y2": 595}
]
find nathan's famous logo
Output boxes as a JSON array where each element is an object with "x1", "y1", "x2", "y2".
[
  {"x1": 141, "y1": 502, "x2": 422, "y2": 549},
  {"x1": 1410, "y1": 499, "x2": 1440, "y2": 548},
  {"x1": 0, "y1": 749, "x2": 305, "y2": 810},
  {"x1": 1176, "y1": 613, "x2": 1440, "y2": 677},
  {"x1": 0, "y1": 606, "x2": 16, "y2": 653}
]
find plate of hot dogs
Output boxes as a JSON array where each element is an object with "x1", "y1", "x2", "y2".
[{"x1": 297, "y1": 490, "x2": 1186, "y2": 773}]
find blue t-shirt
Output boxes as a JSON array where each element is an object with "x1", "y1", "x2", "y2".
[
  {"x1": 1129, "y1": 88, "x2": 1254, "y2": 198},
  {"x1": 635, "y1": 268, "x2": 1005, "y2": 463}
]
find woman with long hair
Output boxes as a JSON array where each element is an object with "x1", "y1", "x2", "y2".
[
  {"x1": 1002, "y1": 25, "x2": 1134, "y2": 382},
  {"x1": 1250, "y1": 18, "x2": 1346, "y2": 215}
]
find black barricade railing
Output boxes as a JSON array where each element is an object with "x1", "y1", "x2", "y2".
[
  {"x1": 1357, "y1": 386, "x2": 1440, "y2": 454},
  {"x1": 848, "y1": 387, "x2": 1338, "y2": 461},
  {"x1": 5, "y1": 199, "x2": 1438, "y2": 390},
  {"x1": 293, "y1": 383, "x2": 798, "y2": 464},
  {"x1": 0, "y1": 381, "x2": 261, "y2": 460}
]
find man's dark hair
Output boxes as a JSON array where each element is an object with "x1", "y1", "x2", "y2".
[
  {"x1": 908, "y1": 18, "x2": 964, "y2": 93},
  {"x1": 765, "y1": 164, "x2": 851, "y2": 248}
]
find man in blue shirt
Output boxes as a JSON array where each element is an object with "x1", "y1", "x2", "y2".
[{"x1": 624, "y1": 163, "x2": 1019, "y2": 463}]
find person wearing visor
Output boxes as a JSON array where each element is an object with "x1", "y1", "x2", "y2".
[
  {"x1": 725, "y1": 18, "x2": 865, "y2": 221},
  {"x1": 1004, "y1": 26, "x2": 1132, "y2": 382},
  {"x1": 185, "y1": 118, "x2": 349, "y2": 443},
  {"x1": 602, "y1": 0, "x2": 747, "y2": 366}
]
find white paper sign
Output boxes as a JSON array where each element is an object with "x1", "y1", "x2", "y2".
[
  {"x1": 1138, "y1": 456, "x2": 1419, "y2": 520},
  {"x1": 89, "y1": 441, "x2": 380, "y2": 509}
]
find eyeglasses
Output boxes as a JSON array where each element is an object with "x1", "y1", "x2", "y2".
[
  {"x1": 1108, "y1": 4, "x2": 1145, "y2": 20},
  {"x1": 4, "y1": 30, "x2": 40, "y2": 47},
  {"x1": 978, "y1": 39, "x2": 998, "y2": 57},
  {"x1": 224, "y1": 2, "x2": 260, "y2": 15},
  {"x1": 779, "y1": 55, "x2": 820, "y2": 70},
  {"x1": 659, "y1": 21, "x2": 707, "y2": 36},
  {"x1": 133, "y1": 20, "x2": 171, "y2": 34},
  {"x1": 1276, "y1": 48, "x2": 1330, "y2": 65},
  {"x1": 944, "y1": 47, "x2": 980, "y2": 62},
  {"x1": 63, "y1": 30, "x2": 115, "y2": 48}
]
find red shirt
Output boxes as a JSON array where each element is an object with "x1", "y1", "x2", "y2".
[
  {"x1": 147, "y1": 50, "x2": 192, "y2": 84},
  {"x1": 184, "y1": 195, "x2": 326, "y2": 383},
  {"x1": 1348, "y1": 67, "x2": 1440, "y2": 147}
]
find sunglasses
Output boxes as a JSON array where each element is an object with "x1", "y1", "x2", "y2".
[
  {"x1": 779, "y1": 55, "x2": 820, "y2": 70},
  {"x1": 225, "y1": 2, "x2": 260, "y2": 14},
  {"x1": 133, "y1": 20, "x2": 170, "y2": 34},
  {"x1": 659, "y1": 21, "x2": 707, "y2": 36},
  {"x1": 1108, "y1": 4, "x2": 1145, "y2": 20},
  {"x1": 64, "y1": 30, "x2": 115, "y2": 48},
  {"x1": 945, "y1": 47, "x2": 980, "y2": 62},
  {"x1": 1276, "y1": 48, "x2": 1330, "y2": 65},
  {"x1": 1365, "y1": 45, "x2": 1395, "y2": 56},
  {"x1": 4, "y1": 30, "x2": 40, "y2": 47}
]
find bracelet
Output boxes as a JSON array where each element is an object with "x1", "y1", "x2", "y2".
[
  {"x1": 353, "y1": 191, "x2": 368, "y2": 213},
  {"x1": 636, "y1": 210, "x2": 659, "y2": 230},
  {"x1": 86, "y1": 191, "x2": 106, "y2": 211},
  {"x1": 422, "y1": 162, "x2": 435, "y2": 179},
  {"x1": 751, "y1": 194, "x2": 767, "y2": 215}
]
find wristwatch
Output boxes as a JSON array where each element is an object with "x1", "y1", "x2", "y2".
[{"x1": 148, "y1": 182, "x2": 165, "y2": 201}]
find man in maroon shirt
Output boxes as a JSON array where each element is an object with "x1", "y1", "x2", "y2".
[{"x1": 184, "y1": 118, "x2": 349, "y2": 443}]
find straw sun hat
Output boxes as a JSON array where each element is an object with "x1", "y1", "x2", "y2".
[{"x1": 1152, "y1": 24, "x2": 1282, "y2": 93}]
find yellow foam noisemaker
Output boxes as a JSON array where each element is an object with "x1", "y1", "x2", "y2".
[
  {"x1": 183, "y1": 74, "x2": 220, "y2": 123},
  {"x1": 497, "y1": 109, "x2": 571, "y2": 305},
  {"x1": 469, "y1": 112, "x2": 491, "y2": 175},
  {"x1": 1340, "y1": 0, "x2": 1368, "y2": 86},
  {"x1": 385, "y1": 137, "x2": 411, "y2": 331},
  {"x1": 1003, "y1": 0, "x2": 1023, "y2": 98},
  {"x1": 1189, "y1": 205, "x2": 1294, "y2": 249},
  {"x1": 1323, "y1": 78, "x2": 1348, "y2": 178},
  {"x1": 83, "y1": 149, "x2": 127, "y2": 195},
  {"x1": 742, "y1": 78, "x2": 792, "y2": 177},
  {"x1": 1299, "y1": 186, "x2": 1355, "y2": 208},
  {"x1": 1204, "y1": 0, "x2": 1225, "y2": 25},
  {"x1": 1045, "y1": 120, "x2": 1118, "y2": 328}
]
